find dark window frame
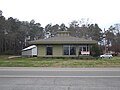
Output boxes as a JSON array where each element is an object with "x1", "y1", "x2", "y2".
[
  {"x1": 46, "y1": 45, "x2": 53, "y2": 55},
  {"x1": 63, "y1": 45, "x2": 76, "y2": 55},
  {"x1": 63, "y1": 46, "x2": 69, "y2": 55}
]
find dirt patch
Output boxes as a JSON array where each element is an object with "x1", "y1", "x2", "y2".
[{"x1": 8, "y1": 56, "x2": 21, "y2": 59}]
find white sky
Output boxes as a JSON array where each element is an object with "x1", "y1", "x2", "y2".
[{"x1": 0, "y1": 0, "x2": 120, "y2": 29}]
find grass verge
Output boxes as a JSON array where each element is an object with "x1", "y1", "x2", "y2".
[{"x1": 0, "y1": 55, "x2": 120, "y2": 67}]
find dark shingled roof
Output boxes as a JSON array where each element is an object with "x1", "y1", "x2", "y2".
[{"x1": 29, "y1": 35, "x2": 97, "y2": 45}]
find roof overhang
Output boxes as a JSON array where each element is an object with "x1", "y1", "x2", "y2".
[
  {"x1": 22, "y1": 45, "x2": 37, "y2": 51},
  {"x1": 29, "y1": 36, "x2": 98, "y2": 45},
  {"x1": 29, "y1": 41, "x2": 97, "y2": 45}
]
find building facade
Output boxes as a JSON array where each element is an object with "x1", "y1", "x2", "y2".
[{"x1": 30, "y1": 31, "x2": 97, "y2": 57}]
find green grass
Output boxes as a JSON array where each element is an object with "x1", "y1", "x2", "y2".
[{"x1": 0, "y1": 55, "x2": 120, "y2": 67}]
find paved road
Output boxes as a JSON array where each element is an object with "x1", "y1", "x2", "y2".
[
  {"x1": 0, "y1": 68, "x2": 120, "y2": 90},
  {"x1": 0, "y1": 67, "x2": 120, "y2": 77}
]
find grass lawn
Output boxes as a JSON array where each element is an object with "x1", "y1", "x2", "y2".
[{"x1": 0, "y1": 55, "x2": 120, "y2": 67}]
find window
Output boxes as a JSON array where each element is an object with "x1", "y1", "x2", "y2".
[
  {"x1": 87, "y1": 46, "x2": 89, "y2": 51},
  {"x1": 63, "y1": 45, "x2": 76, "y2": 55},
  {"x1": 79, "y1": 45, "x2": 90, "y2": 55},
  {"x1": 70, "y1": 46, "x2": 76, "y2": 55},
  {"x1": 80, "y1": 45, "x2": 89, "y2": 52},
  {"x1": 83, "y1": 47, "x2": 86, "y2": 51},
  {"x1": 46, "y1": 46, "x2": 53, "y2": 55},
  {"x1": 64, "y1": 46, "x2": 69, "y2": 55},
  {"x1": 79, "y1": 47, "x2": 82, "y2": 55}
]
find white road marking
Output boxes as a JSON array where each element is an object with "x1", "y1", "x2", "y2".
[
  {"x1": 0, "y1": 75, "x2": 120, "y2": 78},
  {"x1": 0, "y1": 69, "x2": 120, "y2": 72}
]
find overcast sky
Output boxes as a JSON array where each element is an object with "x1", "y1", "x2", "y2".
[{"x1": 0, "y1": 0, "x2": 120, "y2": 29}]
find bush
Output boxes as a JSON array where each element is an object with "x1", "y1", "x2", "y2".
[{"x1": 91, "y1": 44, "x2": 101, "y2": 57}]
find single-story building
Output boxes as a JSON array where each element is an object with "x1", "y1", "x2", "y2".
[
  {"x1": 22, "y1": 45, "x2": 37, "y2": 57},
  {"x1": 29, "y1": 31, "x2": 97, "y2": 57}
]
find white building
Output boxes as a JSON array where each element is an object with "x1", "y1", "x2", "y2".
[{"x1": 22, "y1": 45, "x2": 37, "y2": 57}]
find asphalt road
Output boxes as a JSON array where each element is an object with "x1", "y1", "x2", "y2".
[{"x1": 0, "y1": 68, "x2": 120, "y2": 90}]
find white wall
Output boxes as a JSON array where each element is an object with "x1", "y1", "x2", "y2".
[
  {"x1": 22, "y1": 47, "x2": 37, "y2": 56},
  {"x1": 22, "y1": 49, "x2": 32, "y2": 56},
  {"x1": 32, "y1": 47, "x2": 37, "y2": 56}
]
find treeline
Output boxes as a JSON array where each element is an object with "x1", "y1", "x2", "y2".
[
  {"x1": 0, "y1": 12, "x2": 120, "y2": 55},
  {"x1": 0, "y1": 16, "x2": 44, "y2": 54}
]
